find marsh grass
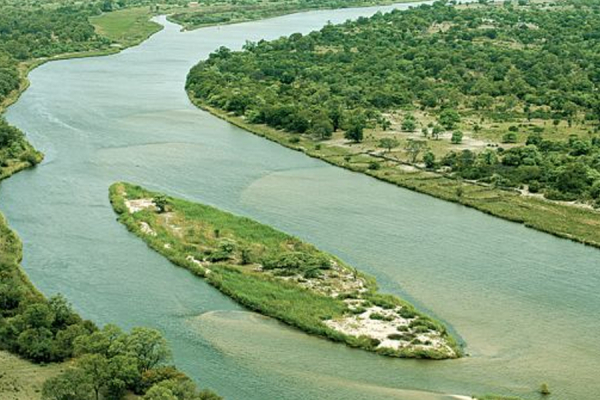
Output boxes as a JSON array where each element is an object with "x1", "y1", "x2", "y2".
[{"x1": 110, "y1": 182, "x2": 461, "y2": 359}]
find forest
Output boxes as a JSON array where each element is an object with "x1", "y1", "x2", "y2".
[{"x1": 187, "y1": 0, "x2": 600, "y2": 205}]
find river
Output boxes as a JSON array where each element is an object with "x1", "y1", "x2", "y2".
[{"x1": 1, "y1": 3, "x2": 599, "y2": 400}]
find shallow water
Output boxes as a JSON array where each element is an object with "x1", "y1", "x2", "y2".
[{"x1": 1, "y1": 4, "x2": 599, "y2": 400}]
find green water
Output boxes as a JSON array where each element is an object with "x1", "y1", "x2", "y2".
[{"x1": 1, "y1": 5, "x2": 599, "y2": 400}]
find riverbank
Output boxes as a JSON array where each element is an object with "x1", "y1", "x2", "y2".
[
  {"x1": 110, "y1": 182, "x2": 461, "y2": 360},
  {"x1": 168, "y1": 0, "x2": 416, "y2": 31},
  {"x1": 189, "y1": 98, "x2": 600, "y2": 249},
  {"x1": 0, "y1": 7, "x2": 164, "y2": 184}
]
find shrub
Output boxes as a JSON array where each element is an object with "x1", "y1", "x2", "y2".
[
  {"x1": 398, "y1": 307, "x2": 417, "y2": 319},
  {"x1": 451, "y1": 131, "x2": 463, "y2": 144},
  {"x1": 502, "y1": 132, "x2": 518, "y2": 143},
  {"x1": 368, "y1": 161, "x2": 381, "y2": 170}
]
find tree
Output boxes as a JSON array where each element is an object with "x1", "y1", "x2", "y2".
[
  {"x1": 105, "y1": 355, "x2": 139, "y2": 399},
  {"x1": 310, "y1": 117, "x2": 333, "y2": 140},
  {"x1": 125, "y1": 327, "x2": 171, "y2": 373},
  {"x1": 42, "y1": 369, "x2": 94, "y2": 400},
  {"x1": 432, "y1": 125, "x2": 443, "y2": 140},
  {"x1": 144, "y1": 378, "x2": 223, "y2": 400},
  {"x1": 144, "y1": 385, "x2": 177, "y2": 400},
  {"x1": 17, "y1": 327, "x2": 54, "y2": 362},
  {"x1": 154, "y1": 195, "x2": 169, "y2": 214},
  {"x1": 404, "y1": 139, "x2": 427, "y2": 163},
  {"x1": 423, "y1": 151, "x2": 436, "y2": 169},
  {"x1": 438, "y1": 109, "x2": 460, "y2": 130},
  {"x1": 22, "y1": 303, "x2": 54, "y2": 329},
  {"x1": 502, "y1": 132, "x2": 518, "y2": 143},
  {"x1": 381, "y1": 118, "x2": 391, "y2": 131},
  {"x1": 101, "y1": 0, "x2": 114, "y2": 12},
  {"x1": 344, "y1": 122, "x2": 364, "y2": 143},
  {"x1": 401, "y1": 114, "x2": 416, "y2": 131},
  {"x1": 74, "y1": 324, "x2": 125, "y2": 357},
  {"x1": 48, "y1": 294, "x2": 80, "y2": 330},
  {"x1": 78, "y1": 354, "x2": 111, "y2": 400},
  {"x1": 451, "y1": 131, "x2": 463, "y2": 144},
  {"x1": 378, "y1": 138, "x2": 399, "y2": 153}
]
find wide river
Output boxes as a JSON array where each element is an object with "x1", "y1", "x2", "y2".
[{"x1": 2, "y1": 4, "x2": 599, "y2": 400}]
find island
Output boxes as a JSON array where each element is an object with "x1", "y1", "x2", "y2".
[{"x1": 110, "y1": 182, "x2": 461, "y2": 360}]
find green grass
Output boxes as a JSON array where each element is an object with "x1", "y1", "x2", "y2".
[
  {"x1": 0, "y1": 350, "x2": 69, "y2": 400},
  {"x1": 91, "y1": 7, "x2": 163, "y2": 48},
  {"x1": 110, "y1": 182, "x2": 461, "y2": 359}
]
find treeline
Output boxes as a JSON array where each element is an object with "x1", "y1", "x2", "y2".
[{"x1": 187, "y1": 0, "x2": 600, "y2": 132}]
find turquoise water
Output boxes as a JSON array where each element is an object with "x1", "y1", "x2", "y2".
[{"x1": 1, "y1": 5, "x2": 599, "y2": 399}]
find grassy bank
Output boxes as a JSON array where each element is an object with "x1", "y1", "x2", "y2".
[
  {"x1": 0, "y1": 5, "x2": 165, "y2": 183},
  {"x1": 190, "y1": 98, "x2": 600, "y2": 249},
  {"x1": 110, "y1": 182, "x2": 461, "y2": 360},
  {"x1": 91, "y1": 7, "x2": 163, "y2": 49},
  {"x1": 168, "y1": 0, "x2": 414, "y2": 30}
]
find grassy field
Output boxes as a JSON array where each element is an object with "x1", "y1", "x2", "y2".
[
  {"x1": 0, "y1": 351, "x2": 69, "y2": 400},
  {"x1": 190, "y1": 98, "x2": 600, "y2": 249},
  {"x1": 91, "y1": 7, "x2": 163, "y2": 48},
  {"x1": 110, "y1": 182, "x2": 461, "y2": 360}
]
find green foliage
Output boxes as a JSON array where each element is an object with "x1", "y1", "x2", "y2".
[
  {"x1": 0, "y1": 203, "x2": 215, "y2": 400},
  {"x1": 110, "y1": 182, "x2": 461, "y2": 360},
  {"x1": 401, "y1": 114, "x2": 416, "y2": 132},
  {"x1": 42, "y1": 368, "x2": 94, "y2": 400},
  {"x1": 404, "y1": 139, "x2": 427, "y2": 163},
  {"x1": 378, "y1": 137, "x2": 399, "y2": 152},
  {"x1": 344, "y1": 116, "x2": 365, "y2": 143},
  {"x1": 368, "y1": 160, "x2": 381, "y2": 170},
  {"x1": 438, "y1": 109, "x2": 460, "y2": 130},
  {"x1": 154, "y1": 195, "x2": 169, "y2": 213},
  {"x1": 188, "y1": 0, "x2": 600, "y2": 150},
  {"x1": 502, "y1": 132, "x2": 518, "y2": 144},
  {"x1": 423, "y1": 151, "x2": 436, "y2": 169},
  {"x1": 451, "y1": 131, "x2": 463, "y2": 144}
]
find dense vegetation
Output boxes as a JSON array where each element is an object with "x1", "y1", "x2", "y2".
[
  {"x1": 187, "y1": 0, "x2": 600, "y2": 205},
  {"x1": 111, "y1": 182, "x2": 461, "y2": 360},
  {"x1": 169, "y1": 0, "x2": 402, "y2": 29}
]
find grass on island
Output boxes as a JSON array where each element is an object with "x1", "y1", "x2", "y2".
[
  {"x1": 110, "y1": 182, "x2": 461, "y2": 360},
  {"x1": 191, "y1": 99, "x2": 600, "y2": 249},
  {"x1": 90, "y1": 7, "x2": 163, "y2": 48}
]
